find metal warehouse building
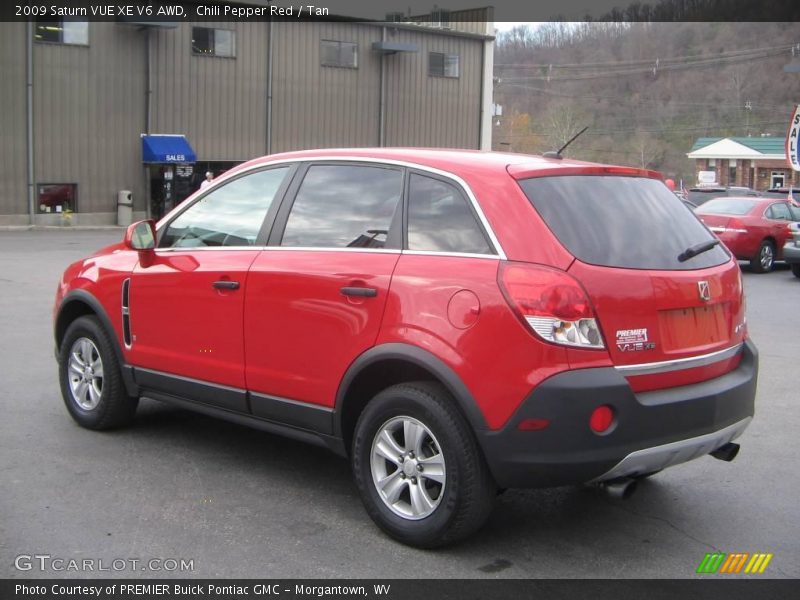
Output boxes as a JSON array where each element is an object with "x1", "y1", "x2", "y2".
[{"x1": 0, "y1": 7, "x2": 494, "y2": 225}]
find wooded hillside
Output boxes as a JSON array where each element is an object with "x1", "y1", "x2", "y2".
[{"x1": 493, "y1": 22, "x2": 800, "y2": 185}]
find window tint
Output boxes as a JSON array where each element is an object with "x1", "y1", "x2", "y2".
[
  {"x1": 407, "y1": 174, "x2": 492, "y2": 255},
  {"x1": 281, "y1": 165, "x2": 402, "y2": 248},
  {"x1": 696, "y1": 199, "x2": 756, "y2": 216},
  {"x1": 161, "y1": 167, "x2": 290, "y2": 248},
  {"x1": 519, "y1": 175, "x2": 729, "y2": 270},
  {"x1": 767, "y1": 203, "x2": 792, "y2": 220}
]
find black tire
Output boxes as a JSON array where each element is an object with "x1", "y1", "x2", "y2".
[
  {"x1": 791, "y1": 263, "x2": 800, "y2": 279},
  {"x1": 351, "y1": 381, "x2": 495, "y2": 548},
  {"x1": 750, "y1": 240, "x2": 775, "y2": 273},
  {"x1": 58, "y1": 315, "x2": 138, "y2": 430}
]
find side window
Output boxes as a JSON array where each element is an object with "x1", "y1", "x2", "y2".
[
  {"x1": 407, "y1": 174, "x2": 492, "y2": 255},
  {"x1": 281, "y1": 165, "x2": 402, "y2": 248},
  {"x1": 768, "y1": 203, "x2": 791, "y2": 220},
  {"x1": 160, "y1": 167, "x2": 290, "y2": 248}
]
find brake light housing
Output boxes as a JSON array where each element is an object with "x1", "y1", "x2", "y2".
[{"x1": 498, "y1": 262, "x2": 605, "y2": 349}]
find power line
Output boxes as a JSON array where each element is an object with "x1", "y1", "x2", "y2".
[
  {"x1": 496, "y1": 120, "x2": 787, "y2": 138},
  {"x1": 497, "y1": 48, "x2": 790, "y2": 82},
  {"x1": 495, "y1": 43, "x2": 796, "y2": 70},
  {"x1": 499, "y1": 83, "x2": 793, "y2": 111}
]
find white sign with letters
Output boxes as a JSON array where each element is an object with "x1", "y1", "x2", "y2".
[
  {"x1": 787, "y1": 104, "x2": 800, "y2": 172},
  {"x1": 698, "y1": 170, "x2": 717, "y2": 184}
]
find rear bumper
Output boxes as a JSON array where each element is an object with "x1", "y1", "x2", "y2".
[
  {"x1": 783, "y1": 241, "x2": 800, "y2": 264},
  {"x1": 479, "y1": 339, "x2": 758, "y2": 488}
]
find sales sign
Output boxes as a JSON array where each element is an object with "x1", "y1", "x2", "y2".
[{"x1": 788, "y1": 104, "x2": 800, "y2": 172}]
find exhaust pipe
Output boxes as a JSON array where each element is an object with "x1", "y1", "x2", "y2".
[
  {"x1": 710, "y1": 442, "x2": 740, "y2": 462},
  {"x1": 602, "y1": 477, "x2": 638, "y2": 500}
]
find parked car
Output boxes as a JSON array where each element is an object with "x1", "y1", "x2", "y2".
[
  {"x1": 54, "y1": 149, "x2": 757, "y2": 547},
  {"x1": 687, "y1": 186, "x2": 760, "y2": 206},
  {"x1": 782, "y1": 215, "x2": 800, "y2": 278},
  {"x1": 695, "y1": 197, "x2": 800, "y2": 272},
  {"x1": 762, "y1": 188, "x2": 800, "y2": 204}
]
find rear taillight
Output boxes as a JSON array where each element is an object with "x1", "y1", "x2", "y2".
[
  {"x1": 498, "y1": 262, "x2": 605, "y2": 349},
  {"x1": 727, "y1": 218, "x2": 747, "y2": 233}
]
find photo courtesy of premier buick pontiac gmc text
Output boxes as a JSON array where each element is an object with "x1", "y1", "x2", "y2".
[{"x1": 53, "y1": 149, "x2": 758, "y2": 547}]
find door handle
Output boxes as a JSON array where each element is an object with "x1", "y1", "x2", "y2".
[
  {"x1": 213, "y1": 280, "x2": 240, "y2": 290},
  {"x1": 340, "y1": 286, "x2": 377, "y2": 298}
]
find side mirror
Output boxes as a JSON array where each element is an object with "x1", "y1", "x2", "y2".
[{"x1": 124, "y1": 220, "x2": 156, "y2": 266}]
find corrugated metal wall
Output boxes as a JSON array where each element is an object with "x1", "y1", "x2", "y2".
[
  {"x1": 0, "y1": 24, "x2": 30, "y2": 216},
  {"x1": 149, "y1": 21, "x2": 268, "y2": 161},
  {"x1": 271, "y1": 22, "x2": 381, "y2": 153},
  {"x1": 271, "y1": 22, "x2": 482, "y2": 153},
  {"x1": 33, "y1": 23, "x2": 147, "y2": 214},
  {"x1": 383, "y1": 28, "x2": 482, "y2": 148}
]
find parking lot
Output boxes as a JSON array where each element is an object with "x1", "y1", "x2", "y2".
[{"x1": 1, "y1": 229, "x2": 798, "y2": 579}]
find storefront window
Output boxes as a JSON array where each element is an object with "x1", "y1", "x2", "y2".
[{"x1": 38, "y1": 184, "x2": 77, "y2": 214}]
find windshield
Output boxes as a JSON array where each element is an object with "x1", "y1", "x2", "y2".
[
  {"x1": 518, "y1": 175, "x2": 730, "y2": 270},
  {"x1": 696, "y1": 199, "x2": 756, "y2": 216}
]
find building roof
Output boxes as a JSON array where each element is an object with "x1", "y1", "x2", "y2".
[{"x1": 688, "y1": 137, "x2": 786, "y2": 159}]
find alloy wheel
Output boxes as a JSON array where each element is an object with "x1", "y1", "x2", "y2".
[
  {"x1": 67, "y1": 337, "x2": 104, "y2": 410},
  {"x1": 370, "y1": 416, "x2": 446, "y2": 520}
]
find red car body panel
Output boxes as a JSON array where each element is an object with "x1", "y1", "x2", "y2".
[
  {"x1": 376, "y1": 254, "x2": 570, "y2": 430},
  {"x1": 127, "y1": 250, "x2": 261, "y2": 390},
  {"x1": 243, "y1": 250, "x2": 399, "y2": 409}
]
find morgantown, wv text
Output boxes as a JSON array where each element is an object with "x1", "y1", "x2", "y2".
[{"x1": 15, "y1": 583, "x2": 391, "y2": 598}]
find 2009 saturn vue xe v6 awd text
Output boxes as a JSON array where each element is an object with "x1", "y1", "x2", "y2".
[{"x1": 54, "y1": 149, "x2": 758, "y2": 547}]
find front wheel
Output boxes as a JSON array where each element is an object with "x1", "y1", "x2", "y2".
[
  {"x1": 351, "y1": 382, "x2": 495, "y2": 548},
  {"x1": 750, "y1": 240, "x2": 775, "y2": 273},
  {"x1": 59, "y1": 316, "x2": 138, "y2": 430},
  {"x1": 791, "y1": 263, "x2": 800, "y2": 279}
]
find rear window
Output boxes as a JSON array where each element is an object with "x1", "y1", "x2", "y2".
[
  {"x1": 696, "y1": 198, "x2": 756, "y2": 216},
  {"x1": 518, "y1": 175, "x2": 729, "y2": 270}
]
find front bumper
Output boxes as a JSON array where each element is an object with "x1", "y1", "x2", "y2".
[{"x1": 479, "y1": 339, "x2": 758, "y2": 488}]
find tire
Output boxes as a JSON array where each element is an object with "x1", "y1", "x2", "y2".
[
  {"x1": 58, "y1": 315, "x2": 138, "y2": 430},
  {"x1": 792, "y1": 263, "x2": 800, "y2": 279},
  {"x1": 351, "y1": 381, "x2": 495, "y2": 548},
  {"x1": 750, "y1": 240, "x2": 775, "y2": 273}
]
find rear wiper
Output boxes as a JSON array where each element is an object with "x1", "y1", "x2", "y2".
[{"x1": 678, "y1": 239, "x2": 721, "y2": 263}]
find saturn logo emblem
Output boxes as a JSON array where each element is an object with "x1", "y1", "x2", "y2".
[{"x1": 698, "y1": 281, "x2": 711, "y2": 302}]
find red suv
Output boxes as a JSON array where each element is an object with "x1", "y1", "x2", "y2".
[{"x1": 54, "y1": 149, "x2": 758, "y2": 547}]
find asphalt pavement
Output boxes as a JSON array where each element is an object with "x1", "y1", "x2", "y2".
[{"x1": 1, "y1": 230, "x2": 798, "y2": 579}]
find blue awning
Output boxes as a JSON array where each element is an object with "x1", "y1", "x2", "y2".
[{"x1": 141, "y1": 134, "x2": 197, "y2": 163}]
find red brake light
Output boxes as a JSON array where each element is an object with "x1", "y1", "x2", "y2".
[
  {"x1": 728, "y1": 218, "x2": 747, "y2": 233},
  {"x1": 498, "y1": 262, "x2": 605, "y2": 349}
]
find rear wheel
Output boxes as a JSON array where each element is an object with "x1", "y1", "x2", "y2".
[
  {"x1": 792, "y1": 263, "x2": 800, "y2": 279},
  {"x1": 750, "y1": 240, "x2": 775, "y2": 273},
  {"x1": 351, "y1": 381, "x2": 495, "y2": 548},
  {"x1": 59, "y1": 316, "x2": 138, "y2": 430}
]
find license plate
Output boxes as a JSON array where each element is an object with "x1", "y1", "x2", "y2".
[{"x1": 658, "y1": 304, "x2": 730, "y2": 351}]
